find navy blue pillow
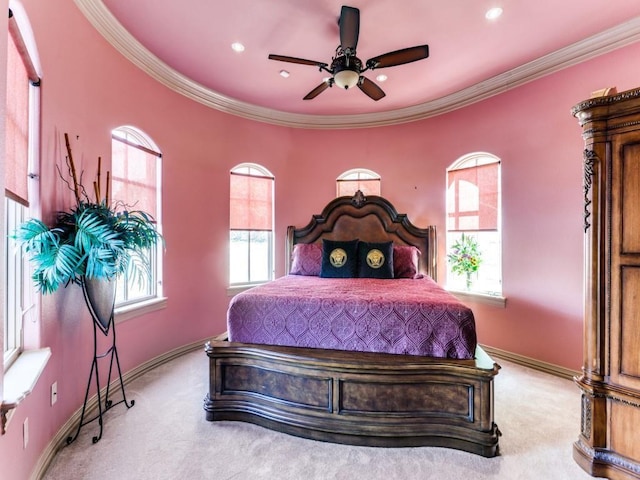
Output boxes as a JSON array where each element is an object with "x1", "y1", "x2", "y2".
[
  {"x1": 358, "y1": 241, "x2": 394, "y2": 279},
  {"x1": 320, "y1": 239, "x2": 359, "y2": 278}
]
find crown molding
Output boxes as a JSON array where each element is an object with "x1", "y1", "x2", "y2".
[{"x1": 74, "y1": 0, "x2": 640, "y2": 130}]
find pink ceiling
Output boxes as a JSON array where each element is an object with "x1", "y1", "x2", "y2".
[{"x1": 101, "y1": 0, "x2": 640, "y2": 116}]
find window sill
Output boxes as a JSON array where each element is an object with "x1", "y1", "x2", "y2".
[
  {"x1": 227, "y1": 283, "x2": 267, "y2": 297},
  {"x1": 115, "y1": 296, "x2": 167, "y2": 323},
  {"x1": 1, "y1": 348, "x2": 52, "y2": 434},
  {"x1": 448, "y1": 289, "x2": 507, "y2": 308}
]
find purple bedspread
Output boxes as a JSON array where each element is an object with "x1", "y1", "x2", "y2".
[{"x1": 227, "y1": 275, "x2": 477, "y2": 359}]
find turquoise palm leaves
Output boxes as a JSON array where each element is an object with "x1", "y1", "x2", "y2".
[{"x1": 14, "y1": 201, "x2": 161, "y2": 294}]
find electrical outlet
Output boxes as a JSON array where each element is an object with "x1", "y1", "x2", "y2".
[
  {"x1": 23, "y1": 418, "x2": 29, "y2": 449},
  {"x1": 51, "y1": 382, "x2": 58, "y2": 406}
]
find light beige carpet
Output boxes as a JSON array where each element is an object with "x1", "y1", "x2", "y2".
[{"x1": 41, "y1": 349, "x2": 595, "y2": 480}]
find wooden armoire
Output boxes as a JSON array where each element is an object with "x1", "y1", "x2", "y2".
[{"x1": 573, "y1": 87, "x2": 640, "y2": 479}]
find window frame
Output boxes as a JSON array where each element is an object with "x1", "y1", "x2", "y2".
[
  {"x1": 336, "y1": 168, "x2": 381, "y2": 197},
  {"x1": 3, "y1": 8, "x2": 41, "y2": 371},
  {"x1": 1, "y1": 6, "x2": 53, "y2": 431},
  {"x1": 110, "y1": 126, "x2": 164, "y2": 314},
  {"x1": 446, "y1": 152, "x2": 504, "y2": 299},
  {"x1": 229, "y1": 163, "x2": 275, "y2": 287}
]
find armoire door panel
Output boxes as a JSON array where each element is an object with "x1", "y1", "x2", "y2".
[
  {"x1": 620, "y1": 266, "x2": 640, "y2": 381},
  {"x1": 621, "y1": 143, "x2": 640, "y2": 254},
  {"x1": 611, "y1": 400, "x2": 640, "y2": 464}
]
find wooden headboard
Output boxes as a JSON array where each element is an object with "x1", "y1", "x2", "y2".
[{"x1": 285, "y1": 191, "x2": 437, "y2": 280}]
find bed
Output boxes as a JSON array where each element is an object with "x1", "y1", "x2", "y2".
[{"x1": 204, "y1": 191, "x2": 500, "y2": 457}]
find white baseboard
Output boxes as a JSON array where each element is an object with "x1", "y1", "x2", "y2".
[
  {"x1": 30, "y1": 338, "x2": 208, "y2": 480},
  {"x1": 481, "y1": 344, "x2": 580, "y2": 381}
]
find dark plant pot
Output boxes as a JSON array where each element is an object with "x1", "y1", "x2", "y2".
[{"x1": 82, "y1": 277, "x2": 116, "y2": 335}]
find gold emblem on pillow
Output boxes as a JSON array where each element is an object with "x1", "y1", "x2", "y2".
[
  {"x1": 366, "y1": 249, "x2": 385, "y2": 269},
  {"x1": 330, "y1": 248, "x2": 348, "y2": 267}
]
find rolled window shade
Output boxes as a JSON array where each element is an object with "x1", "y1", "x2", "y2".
[
  {"x1": 8, "y1": 9, "x2": 39, "y2": 85},
  {"x1": 230, "y1": 172, "x2": 273, "y2": 231},
  {"x1": 337, "y1": 178, "x2": 380, "y2": 197},
  {"x1": 5, "y1": 28, "x2": 30, "y2": 206},
  {"x1": 447, "y1": 162, "x2": 498, "y2": 231},
  {"x1": 111, "y1": 139, "x2": 158, "y2": 218}
]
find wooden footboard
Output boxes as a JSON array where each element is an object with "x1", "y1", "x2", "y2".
[{"x1": 204, "y1": 336, "x2": 500, "y2": 457}]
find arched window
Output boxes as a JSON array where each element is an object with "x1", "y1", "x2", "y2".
[
  {"x1": 446, "y1": 153, "x2": 502, "y2": 294},
  {"x1": 230, "y1": 164, "x2": 274, "y2": 285},
  {"x1": 111, "y1": 126, "x2": 163, "y2": 308},
  {"x1": 336, "y1": 168, "x2": 381, "y2": 197},
  {"x1": 4, "y1": 4, "x2": 41, "y2": 370}
]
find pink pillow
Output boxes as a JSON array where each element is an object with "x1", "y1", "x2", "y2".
[
  {"x1": 290, "y1": 243, "x2": 322, "y2": 276},
  {"x1": 393, "y1": 245, "x2": 421, "y2": 278}
]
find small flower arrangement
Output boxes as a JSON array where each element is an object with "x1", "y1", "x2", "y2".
[{"x1": 447, "y1": 233, "x2": 482, "y2": 290}]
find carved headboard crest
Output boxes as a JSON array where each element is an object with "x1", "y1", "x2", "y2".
[
  {"x1": 351, "y1": 190, "x2": 367, "y2": 208},
  {"x1": 285, "y1": 191, "x2": 437, "y2": 280}
]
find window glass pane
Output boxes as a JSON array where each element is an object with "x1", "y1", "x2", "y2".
[
  {"x1": 336, "y1": 169, "x2": 381, "y2": 197},
  {"x1": 229, "y1": 230, "x2": 273, "y2": 284},
  {"x1": 446, "y1": 154, "x2": 501, "y2": 294},
  {"x1": 475, "y1": 231, "x2": 502, "y2": 292},
  {"x1": 337, "y1": 179, "x2": 380, "y2": 197},
  {"x1": 111, "y1": 128, "x2": 162, "y2": 307},
  {"x1": 230, "y1": 230, "x2": 249, "y2": 284},
  {"x1": 115, "y1": 246, "x2": 156, "y2": 306},
  {"x1": 249, "y1": 231, "x2": 271, "y2": 283},
  {"x1": 229, "y1": 164, "x2": 274, "y2": 286},
  {"x1": 446, "y1": 231, "x2": 502, "y2": 294},
  {"x1": 4, "y1": 197, "x2": 26, "y2": 365}
]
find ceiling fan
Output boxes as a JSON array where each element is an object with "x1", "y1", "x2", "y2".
[{"x1": 268, "y1": 5, "x2": 429, "y2": 101}]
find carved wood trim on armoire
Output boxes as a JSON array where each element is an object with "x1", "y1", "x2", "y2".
[{"x1": 573, "y1": 87, "x2": 640, "y2": 479}]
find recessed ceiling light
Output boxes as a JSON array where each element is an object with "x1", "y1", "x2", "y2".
[
  {"x1": 485, "y1": 7, "x2": 503, "y2": 20},
  {"x1": 279, "y1": 70, "x2": 290, "y2": 78},
  {"x1": 376, "y1": 74, "x2": 388, "y2": 82},
  {"x1": 231, "y1": 42, "x2": 245, "y2": 52}
]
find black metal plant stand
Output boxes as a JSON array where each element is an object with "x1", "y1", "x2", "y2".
[{"x1": 66, "y1": 279, "x2": 134, "y2": 445}]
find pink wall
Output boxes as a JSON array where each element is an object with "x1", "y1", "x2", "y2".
[{"x1": 2, "y1": 0, "x2": 640, "y2": 478}]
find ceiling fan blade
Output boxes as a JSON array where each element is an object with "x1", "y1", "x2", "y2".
[
  {"x1": 366, "y1": 45, "x2": 429, "y2": 70},
  {"x1": 268, "y1": 54, "x2": 328, "y2": 68},
  {"x1": 303, "y1": 81, "x2": 331, "y2": 100},
  {"x1": 339, "y1": 6, "x2": 360, "y2": 52},
  {"x1": 358, "y1": 77, "x2": 385, "y2": 101}
]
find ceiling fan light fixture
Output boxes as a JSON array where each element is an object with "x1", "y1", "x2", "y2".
[{"x1": 334, "y1": 69, "x2": 360, "y2": 89}]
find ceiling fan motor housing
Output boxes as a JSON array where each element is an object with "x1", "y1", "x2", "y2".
[{"x1": 332, "y1": 55, "x2": 362, "y2": 89}]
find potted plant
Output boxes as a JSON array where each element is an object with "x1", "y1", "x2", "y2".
[
  {"x1": 447, "y1": 233, "x2": 482, "y2": 291},
  {"x1": 12, "y1": 133, "x2": 163, "y2": 330}
]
